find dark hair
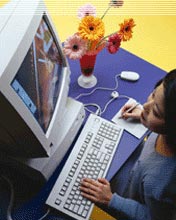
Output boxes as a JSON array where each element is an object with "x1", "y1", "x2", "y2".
[{"x1": 162, "y1": 69, "x2": 176, "y2": 151}]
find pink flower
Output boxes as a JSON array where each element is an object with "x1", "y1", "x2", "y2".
[
  {"x1": 77, "y1": 4, "x2": 96, "y2": 19},
  {"x1": 109, "y1": 0, "x2": 124, "y2": 8},
  {"x1": 63, "y1": 34, "x2": 87, "y2": 60},
  {"x1": 107, "y1": 33, "x2": 121, "y2": 54}
]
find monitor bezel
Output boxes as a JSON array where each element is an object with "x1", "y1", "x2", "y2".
[{"x1": 0, "y1": 0, "x2": 70, "y2": 156}]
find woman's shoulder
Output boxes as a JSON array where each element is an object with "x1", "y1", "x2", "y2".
[
  {"x1": 142, "y1": 147, "x2": 176, "y2": 178},
  {"x1": 143, "y1": 155, "x2": 176, "y2": 200}
]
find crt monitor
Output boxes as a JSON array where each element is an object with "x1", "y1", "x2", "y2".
[{"x1": 0, "y1": 0, "x2": 85, "y2": 181}]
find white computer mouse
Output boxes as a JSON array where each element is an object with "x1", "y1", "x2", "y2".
[{"x1": 120, "y1": 71, "x2": 140, "y2": 81}]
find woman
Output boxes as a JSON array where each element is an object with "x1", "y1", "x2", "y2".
[{"x1": 80, "y1": 69, "x2": 176, "y2": 220}]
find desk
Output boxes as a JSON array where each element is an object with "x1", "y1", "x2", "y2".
[
  {"x1": 0, "y1": 48, "x2": 166, "y2": 220},
  {"x1": 68, "y1": 47, "x2": 166, "y2": 180}
]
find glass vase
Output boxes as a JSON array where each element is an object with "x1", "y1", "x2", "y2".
[{"x1": 78, "y1": 54, "x2": 97, "y2": 88}]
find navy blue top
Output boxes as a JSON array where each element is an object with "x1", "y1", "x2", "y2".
[{"x1": 108, "y1": 133, "x2": 176, "y2": 220}]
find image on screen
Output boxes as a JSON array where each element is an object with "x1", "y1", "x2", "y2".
[{"x1": 11, "y1": 17, "x2": 63, "y2": 132}]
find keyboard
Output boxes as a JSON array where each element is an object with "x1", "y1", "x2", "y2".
[{"x1": 46, "y1": 113, "x2": 123, "y2": 220}]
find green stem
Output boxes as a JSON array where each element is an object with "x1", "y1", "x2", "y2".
[
  {"x1": 101, "y1": 5, "x2": 111, "y2": 19},
  {"x1": 88, "y1": 40, "x2": 92, "y2": 51},
  {"x1": 96, "y1": 31, "x2": 118, "y2": 49}
]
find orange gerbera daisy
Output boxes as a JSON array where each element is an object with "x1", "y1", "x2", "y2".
[
  {"x1": 78, "y1": 15, "x2": 105, "y2": 42},
  {"x1": 118, "y1": 18, "x2": 136, "y2": 41}
]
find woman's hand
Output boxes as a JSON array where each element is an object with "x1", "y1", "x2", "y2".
[
  {"x1": 121, "y1": 103, "x2": 142, "y2": 120},
  {"x1": 80, "y1": 178, "x2": 113, "y2": 206}
]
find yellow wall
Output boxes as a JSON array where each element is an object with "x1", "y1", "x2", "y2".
[
  {"x1": 1, "y1": 0, "x2": 176, "y2": 71},
  {"x1": 0, "y1": 0, "x2": 9, "y2": 7},
  {"x1": 44, "y1": 0, "x2": 176, "y2": 72}
]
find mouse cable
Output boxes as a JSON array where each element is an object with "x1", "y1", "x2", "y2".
[
  {"x1": 100, "y1": 97, "x2": 117, "y2": 116},
  {"x1": 84, "y1": 103, "x2": 102, "y2": 116},
  {"x1": 1, "y1": 175, "x2": 14, "y2": 220},
  {"x1": 100, "y1": 94, "x2": 131, "y2": 116},
  {"x1": 38, "y1": 208, "x2": 51, "y2": 220},
  {"x1": 74, "y1": 74, "x2": 121, "y2": 100},
  {"x1": 83, "y1": 94, "x2": 131, "y2": 116},
  {"x1": 1, "y1": 175, "x2": 51, "y2": 220}
]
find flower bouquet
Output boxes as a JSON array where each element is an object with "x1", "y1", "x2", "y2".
[{"x1": 63, "y1": 0, "x2": 136, "y2": 88}]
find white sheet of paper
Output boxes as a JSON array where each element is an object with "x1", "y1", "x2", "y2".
[{"x1": 112, "y1": 98, "x2": 148, "y2": 139}]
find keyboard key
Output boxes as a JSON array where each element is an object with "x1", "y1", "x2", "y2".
[{"x1": 46, "y1": 114, "x2": 123, "y2": 220}]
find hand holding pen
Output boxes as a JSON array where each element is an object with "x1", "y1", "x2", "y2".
[{"x1": 120, "y1": 102, "x2": 142, "y2": 120}]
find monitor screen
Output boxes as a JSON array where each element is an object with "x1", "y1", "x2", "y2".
[
  {"x1": 0, "y1": 0, "x2": 85, "y2": 179},
  {"x1": 11, "y1": 17, "x2": 63, "y2": 132}
]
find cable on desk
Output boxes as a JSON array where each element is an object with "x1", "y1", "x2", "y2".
[
  {"x1": 74, "y1": 74, "x2": 120, "y2": 100},
  {"x1": 0, "y1": 175, "x2": 51, "y2": 220},
  {"x1": 83, "y1": 94, "x2": 131, "y2": 116},
  {"x1": 100, "y1": 97, "x2": 117, "y2": 115},
  {"x1": 84, "y1": 103, "x2": 102, "y2": 115},
  {"x1": 74, "y1": 74, "x2": 133, "y2": 115},
  {"x1": 1, "y1": 175, "x2": 14, "y2": 220},
  {"x1": 100, "y1": 94, "x2": 131, "y2": 116},
  {"x1": 38, "y1": 208, "x2": 51, "y2": 220}
]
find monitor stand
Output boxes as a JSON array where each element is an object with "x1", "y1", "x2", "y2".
[{"x1": 0, "y1": 98, "x2": 85, "y2": 186}]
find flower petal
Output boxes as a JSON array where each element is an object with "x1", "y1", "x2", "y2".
[
  {"x1": 63, "y1": 34, "x2": 87, "y2": 60},
  {"x1": 118, "y1": 18, "x2": 136, "y2": 41},
  {"x1": 77, "y1": 4, "x2": 96, "y2": 19},
  {"x1": 78, "y1": 16, "x2": 105, "y2": 42},
  {"x1": 107, "y1": 33, "x2": 121, "y2": 54}
]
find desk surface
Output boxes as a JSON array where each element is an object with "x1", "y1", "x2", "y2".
[
  {"x1": 68, "y1": 48, "x2": 166, "y2": 180},
  {"x1": 0, "y1": 48, "x2": 166, "y2": 220}
]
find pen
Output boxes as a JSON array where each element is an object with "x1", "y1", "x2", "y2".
[{"x1": 119, "y1": 102, "x2": 140, "y2": 118}]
